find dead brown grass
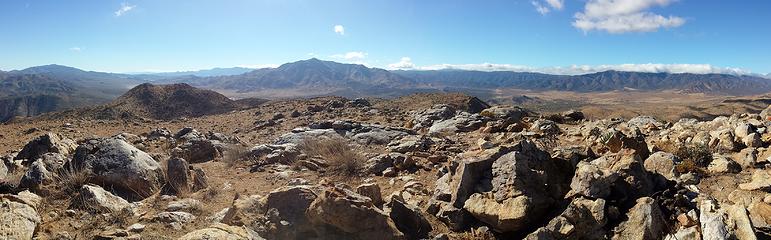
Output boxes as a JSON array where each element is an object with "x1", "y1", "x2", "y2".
[
  {"x1": 43, "y1": 165, "x2": 92, "y2": 200},
  {"x1": 455, "y1": 228, "x2": 496, "y2": 240},
  {"x1": 300, "y1": 137, "x2": 364, "y2": 177},
  {"x1": 222, "y1": 144, "x2": 257, "y2": 168}
]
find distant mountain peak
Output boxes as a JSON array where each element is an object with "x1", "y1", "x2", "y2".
[{"x1": 18, "y1": 64, "x2": 85, "y2": 74}]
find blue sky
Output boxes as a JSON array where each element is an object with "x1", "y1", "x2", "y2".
[{"x1": 0, "y1": 0, "x2": 769, "y2": 74}]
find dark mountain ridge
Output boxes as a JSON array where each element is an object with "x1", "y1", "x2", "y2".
[
  {"x1": 165, "y1": 58, "x2": 416, "y2": 92},
  {"x1": 397, "y1": 69, "x2": 771, "y2": 95}
]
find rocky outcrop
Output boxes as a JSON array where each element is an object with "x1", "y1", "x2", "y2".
[
  {"x1": 388, "y1": 196, "x2": 432, "y2": 239},
  {"x1": 15, "y1": 133, "x2": 77, "y2": 163},
  {"x1": 306, "y1": 186, "x2": 405, "y2": 240},
  {"x1": 70, "y1": 138, "x2": 165, "y2": 201},
  {"x1": 0, "y1": 192, "x2": 42, "y2": 239},
  {"x1": 526, "y1": 197, "x2": 607, "y2": 239},
  {"x1": 613, "y1": 197, "x2": 667, "y2": 240}
]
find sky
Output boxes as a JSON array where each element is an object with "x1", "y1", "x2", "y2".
[{"x1": 0, "y1": 0, "x2": 769, "y2": 75}]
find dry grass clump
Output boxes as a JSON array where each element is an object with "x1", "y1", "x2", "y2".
[
  {"x1": 0, "y1": 168, "x2": 26, "y2": 191},
  {"x1": 300, "y1": 137, "x2": 364, "y2": 177},
  {"x1": 455, "y1": 228, "x2": 497, "y2": 240},
  {"x1": 44, "y1": 166, "x2": 92, "y2": 200},
  {"x1": 222, "y1": 144, "x2": 258, "y2": 168}
]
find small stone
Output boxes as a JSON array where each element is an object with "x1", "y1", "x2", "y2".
[
  {"x1": 383, "y1": 167, "x2": 397, "y2": 177},
  {"x1": 127, "y1": 223, "x2": 145, "y2": 232}
]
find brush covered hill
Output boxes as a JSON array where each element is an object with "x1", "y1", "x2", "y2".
[{"x1": 107, "y1": 83, "x2": 263, "y2": 120}]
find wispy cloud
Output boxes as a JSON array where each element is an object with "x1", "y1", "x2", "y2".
[
  {"x1": 387, "y1": 57, "x2": 416, "y2": 70},
  {"x1": 114, "y1": 3, "x2": 136, "y2": 17},
  {"x1": 573, "y1": 0, "x2": 685, "y2": 33},
  {"x1": 334, "y1": 25, "x2": 345, "y2": 35},
  {"x1": 532, "y1": 0, "x2": 563, "y2": 15},
  {"x1": 69, "y1": 47, "x2": 82, "y2": 52}
]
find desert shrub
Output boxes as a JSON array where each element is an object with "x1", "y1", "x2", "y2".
[
  {"x1": 300, "y1": 137, "x2": 363, "y2": 177},
  {"x1": 674, "y1": 143, "x2": 712, "y2": 174}
]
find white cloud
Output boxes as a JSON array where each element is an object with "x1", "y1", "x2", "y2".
[
  {"x1": 532, "y1": 1, "x2": 550, "y2": 15},
  {"x1": 532, "y1": 0, "x2": 563, "y2": 15},
  {"x1": 545, "y1": 0, "x2": 564, "y2": 10},
  {"x1": 334, "y1": 25, "x2": 345, "y2": 35},
  {"x1": 331, "y1": 51, "x2": 367, "y2": 61},
  {"x1": 409, "y1": 63, "x2": 752, "y2": 76},
  {"x1": 387, "y1": 57, "x2": 416, "y2": 70},
  {"x1": 69, "y1": 47, "x2": 82, "y2": 52},
  {"x1": 573, "y1": 0, "x2": 685, "y2": 33},
  {"x1": 115, "y1": 3, "x2": 136, "y2": 17}
]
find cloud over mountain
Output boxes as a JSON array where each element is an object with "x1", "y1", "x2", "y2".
[{"x1": 573, "y1": 0, "x2": 685, "y2": 33}]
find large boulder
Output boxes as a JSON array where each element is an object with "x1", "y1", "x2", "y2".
[
  {"x1": 462, "y1": 141, "x2": 568, "y2": 233},
  {"x1": 739, "y1": 169, "x2": 771, "y2": 191},
  {"x1": 569, "y1": 161, "x2": 618, "y2": 199},
  {"x1": 159, "y1": 156, "x2": 206, "y2": 194},
  {"x1": 179, "y1": 223, "x2": 257, "y2": 240},
  {"x1": 643, "y1": 151, "x2": 679, "y2": 181},
  {"x1": 18, "y1": 159, "x2": 53, "y2": 190},
  {"x1": 410, "y1": 105, "x2": 456, "y2": 130},
  {"x1": 428, "y1": 112, "x2": 485, "y2": 136},
  {"x1": 71, "y1": 138, "x2": 165, "y2": 201},
  {"x1": 601, "y1": 129, "x2": 651, "y2": 159},
  {"x1": 707, "y1": 155, "x2": 741, "y2": 174},
  {"x1": 591, "y1": 151, "x2": 655, "y2": 207},
  {"x1": 0, "y1": 192, "x2": 42, "y2": 240},
  {"x1": 388, "y1": 196, "x2": 432, "y2": 239},
  {"x1": 172, "y1": 139, "x2": 222, "y2": 163},
  {"x1": 15, "y1": 133, "x2": 77, "y2": 163},
  {"x1": 700, "y1": 199, "x2": 730, "y2": 240},
  {"x1": 526, "y1": 197, "x2": 607, "y2": 240},
  {"x1": 612, "y1": 197, "x2": 667, "y2": 240},
  {"x1": 306, "y1": 186, "x2": 405, "y2": 240},
  {"x1": 260, "y1": 186, "x2": 318, "y2": 239},
  {"x1": 73, "y1": 184, "x2": 131, "y2": 214}
]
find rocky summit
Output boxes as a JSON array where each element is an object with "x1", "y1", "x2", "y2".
[{"x1": 2, "y1": 91, "x2": 771, "y2": 239}]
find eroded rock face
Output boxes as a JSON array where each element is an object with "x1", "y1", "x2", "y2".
[
  {"x1": 178, "y1": 223, "x2": 256, "y2": 240},
  {"x1": 428, "y1": 112, "x2": 486, "y2": 136},
  {"x1": 643, "y1": 151, "x2": 679, "y2": 181},
  {"x1": 700, "y1": 199, "x2": 730, "y2": 240},
  {"x1": 613, "y1": 197, "x2": 667, "y2": 240},
  {"x1": 462, "y1": 141, "x2": 568, "y2": 233},
  {"x1": 306, "y1": 186, "x2": 405, "y2": 240},
  {"x1": 0, "y1": 192, "x2": 42, "y2": 240},
  {"x1": 18, "y1": 159, "x2": 53, "y2": 190},
  {"x1": 739, "y1": 169, "x2": 771, "y2": 191},
  {"x1": 260, "y1": 186, "x2": 318, "y2": 239},
  {"x1": 388, "y1": 196, "x2": 432, "y2": 239},
  {"x1": 74, "y1": 184, "x2": 131, "y2": 214},
  {"x1": 173, "y1": 139, "x2": 222, "y2": 163},
  {"x1": 15, "y1": 133, "x2": 77, "y2": 163},
  {"x1": 526, "y1": 197, "x2": 607, "y2": 240},
  {"x1": 71, "y1": 138, "x2": 165, "y2": 201},
  {"x1": 162, "y1": 158, "x2": 192, "y2": 195}
]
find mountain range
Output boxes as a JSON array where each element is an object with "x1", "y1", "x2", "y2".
[
  {"x1": 2, "y1": 59, "x2": 771, "y2": 121},
  {"x1": 135, "y1": 67, "x2": 256, "y2": 78}
]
